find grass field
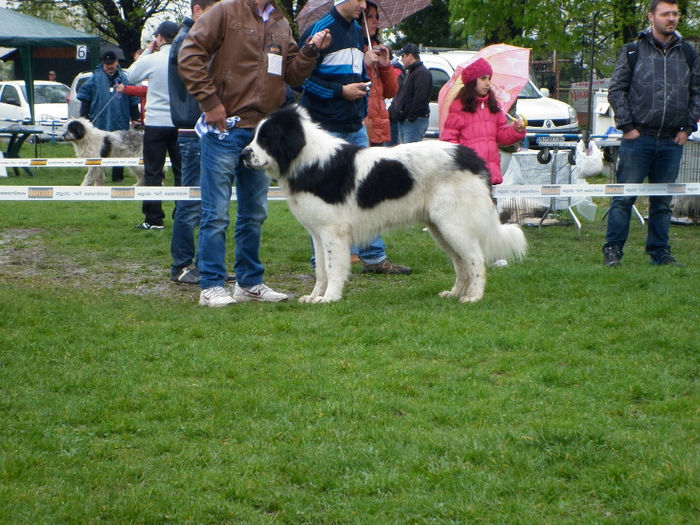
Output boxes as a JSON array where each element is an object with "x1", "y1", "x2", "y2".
[{"x1": 0, "y1": 142, "x2": 698, "y2": 523}]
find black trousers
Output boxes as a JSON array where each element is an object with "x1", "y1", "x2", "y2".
[{"x1": 141, "y1": 126, "x2": 182, "y2": 225}]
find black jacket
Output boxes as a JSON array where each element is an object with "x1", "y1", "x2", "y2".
[
  {"x1": 389, "y1": 60, "x2": 431, "y2": 122},
  {"x1": 168, "y1": 18, "x2": 201, "y2": 130},
  {"x1": 608, "y1": 29, "x2": 700, "y2": 137}
]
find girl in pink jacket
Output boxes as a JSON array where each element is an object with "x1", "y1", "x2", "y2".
[{"x1": 441, "y1": 58, "x2": 526, "y2": 184}]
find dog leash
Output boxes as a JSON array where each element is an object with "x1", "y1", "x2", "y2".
[{"x1": 90, "y1": 89, "x2": 121, "y2": 123}]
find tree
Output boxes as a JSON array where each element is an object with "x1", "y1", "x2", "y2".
[
  {"x1": 448, "y1": 0, "x2": 698, "y2": 77},
  {"x1": 11, "y1": 0, "x2": 175, "y2": 64},
  {"x1": 393, "y1": 0, "x2": 464, "y2": 49}
]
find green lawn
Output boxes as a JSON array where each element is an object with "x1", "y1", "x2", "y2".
[{"x1": 0, "y1": 143, "x2": 698, "y2": 523}]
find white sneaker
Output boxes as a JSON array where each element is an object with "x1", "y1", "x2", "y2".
[
  {"x1": 199, "y1": 286, "x2": 236, "y2": 307},
  {"x1": 491, "y1": 259, "x2": 509, "y2": 268},
  {"x1": 234, "y1": 282, "x2": 288, "y2": 303}
]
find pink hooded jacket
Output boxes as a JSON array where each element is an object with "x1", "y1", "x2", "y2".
[{"x1": 441, "y1": 95, "x2": 525, "y2": 184}]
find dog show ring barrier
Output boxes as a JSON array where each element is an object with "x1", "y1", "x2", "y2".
[
  {"x1": 0, "y1": 155, "x2": 697, "y2": 201},
  {"x1": 1, "y1": 152, "x2": 699, "y2": 232}
]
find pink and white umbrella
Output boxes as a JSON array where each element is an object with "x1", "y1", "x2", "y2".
[{"x1": 437, "y1": 44, "x2": 531, "y2": 136}]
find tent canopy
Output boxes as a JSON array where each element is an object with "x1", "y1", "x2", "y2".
[{"x1": 0, "y1": 7, "x2": 100, "y2": 124}]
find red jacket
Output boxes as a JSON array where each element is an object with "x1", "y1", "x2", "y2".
[
  {"x1": 441, "y1": 96, "x2": 525, "y2": 184},
  {"x1": 122, "y1": 84, "x2": 147, "y2": 125},
  {"x1": 364, "y1": 51, "x2": 398, "y2": 145}
]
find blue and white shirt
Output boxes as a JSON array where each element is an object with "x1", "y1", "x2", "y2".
[{"x1": 298, "y1": 7, "x2": 369, "y2": 133}]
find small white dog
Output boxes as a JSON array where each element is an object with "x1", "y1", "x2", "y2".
[
  {"x1": 242, "y1": 106, "x2": 527, "y2": 304},
  {"x1": 62, "y1": 118, "x2": 144, "y2": 186}
]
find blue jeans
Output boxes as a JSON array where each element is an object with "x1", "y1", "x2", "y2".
[
  {"x1": 198, "y1": 127, "x2": 268, "y2": 289},
  {"x1": 605, "y1": 134, "x2": 683, "y2": 260},
  {"x1": 398, "y1": 117, "x2": 429, "y2": 144},
  {"x1": 170, "y1": 134, "x2": 201, "y2": 275},
  {"x1": 309, "y1": 127, "x2": 387, "y2": 266}
]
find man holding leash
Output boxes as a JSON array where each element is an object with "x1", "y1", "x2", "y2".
[
  {"x1": 178, "y1": 0, "x2": 331, "y2": 307},
  {"x1": 298, "y1": 0, "x2": 411, "y2": 275},
  {"x1": 604, "y1": 0, "x2": 699, "y2": 267},
  {"x1": 78, "y1": 51, "x2": 141, "y2": 182}
]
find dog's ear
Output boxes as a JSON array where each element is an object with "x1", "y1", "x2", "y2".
[
  {"x1": 67, "y1": 120, "x2": 86, "y2": 140},
  {"x1": 257, "y1": 107, "x2": 306, "y2": 174}
]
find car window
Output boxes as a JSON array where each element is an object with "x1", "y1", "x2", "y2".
[
  {"x1": 429, "y1": 68, "x2": 450, "y2": 103},
  {"x1": 1, "y1": 85, "x2": 21, "y2": 106},
  {"x1": 26, "y1": 84, "x2": 70, "y2": 104},
  {"x1": 76, "y1": 77, "x2": 89, "y2": 94},
  {"x1": 517, "y1": 82, "x2": 541, "y2": 99}
]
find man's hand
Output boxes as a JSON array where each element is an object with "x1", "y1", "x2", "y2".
[
  {"x1": 115, "y1": 82, "x2": 125, "y2": 94},
  {"x1": 342, "y1": 82, "x2": 370, "y2": 101},
  {"x1": 674, "y1": 130, "x2": 689, "y2": 145},
  {"x1": 308, "y1": 29, "x2": 332, "y2": 51},
  {"x1": 205, "y1": 104, "x2": 228, "y2": 132},
  {"x1": 622, "y1": 129, "x2": 640, "y2": 140}
]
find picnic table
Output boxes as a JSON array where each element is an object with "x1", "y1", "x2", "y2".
[{"x1": 0, "y1": 126, "x2": 44, "y2": 176}]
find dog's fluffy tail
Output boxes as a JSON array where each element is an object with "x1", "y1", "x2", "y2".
[{"x1": 483, "y1": 223, "x2": 527, "y2": 264}]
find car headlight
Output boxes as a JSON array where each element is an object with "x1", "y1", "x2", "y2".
[{"x1": 568, "y1": 106, "x2": 578, "y2": 124}]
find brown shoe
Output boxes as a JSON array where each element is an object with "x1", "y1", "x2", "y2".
[
  {"x1": 362, "y1": 259, "x2": 412, "y2": 275},
  {"x1": 350, "y1": 254, "x2": 361, "y2": 264}
]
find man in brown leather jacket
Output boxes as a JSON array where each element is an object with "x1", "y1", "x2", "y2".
[{"x1": 179, "y1": 0, "x2": 330, "y2": 307}]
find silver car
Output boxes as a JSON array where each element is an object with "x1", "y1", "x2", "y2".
[{"x1": 67, "y1": 71, "x2": 92, "y2": 119}]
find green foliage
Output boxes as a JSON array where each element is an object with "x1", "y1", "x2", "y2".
[
  {"x1": 447, "y1": 0, "x2": 700, "y2": 80},
  {"x1": 395, "y1": 0, "x2": 467, "y2": 49},
  {"x1": 0, "y1": 142, "x2": 698, "y2": 522},
  {"x1": 10, "y1": 0, "x2": 174, "y2": 63}
]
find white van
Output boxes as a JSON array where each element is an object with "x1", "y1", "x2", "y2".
[
  {"x1": 420, "y1": 49, "x2": 579, "y2": 139},
  {"x1": 0, "y1": 80, "x2": 70, "y2": 139}
]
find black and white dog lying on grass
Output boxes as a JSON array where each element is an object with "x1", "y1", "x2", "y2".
[
  {"x1": 242, "y1": 106, "x2": 526, "y2": 304},
  {"x1": 62, "y1": 119, "x2": 144, "y2": 186}
]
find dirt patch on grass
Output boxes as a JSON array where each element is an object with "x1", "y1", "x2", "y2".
[
  {"x1": 0, "y1": 227, "x2": 191, "y2": 299},
  {"x1": 0, "y1": 227, "x2": 318, "y2": 301}
]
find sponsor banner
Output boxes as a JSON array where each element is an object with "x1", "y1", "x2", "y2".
[
  {"x1": 0, "y1": 184, "x2": 698, "y2": 201},
  {"x1": 0, "y1": 158, "x2": 172, "y2": 167}
]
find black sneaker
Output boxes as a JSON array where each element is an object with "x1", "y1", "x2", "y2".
[
  {"x1": 603, "y1": 245, "x2": 621, "y2": 267},
  {"x1": 135, "y1": 222, "x2": 164, "y2": 230},
  {"x1": 650, "y1": 249, "x2": 685, "y2": 267},
  {"x1": 171, "y1": 265, "x2": 200, "y2": 284}
]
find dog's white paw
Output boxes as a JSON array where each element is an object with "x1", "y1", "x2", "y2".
[
  {"x1": 459, "y1": 294, "x2": 481, "y2": 303},
  {"x1": 298, "y1": 295, "x2": 314, "y2": 304},
  {"x1": 439, "y1": 290, "x2": 455, "y2": 298}
]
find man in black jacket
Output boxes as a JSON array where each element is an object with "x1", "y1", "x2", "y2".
[
  {"x1": 389, "y1": 43, "x2": 431, "y2": 143},
  {"x1": 168, "y1": 0, "x2": 220, "y2": 284},
  {"x1": 604, "y1": 0, "x2": 699, "y2": 267}
]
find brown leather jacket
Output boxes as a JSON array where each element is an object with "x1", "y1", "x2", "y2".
[{"x1": 178, "y1": 0, "x2": 317, "y2": 128}]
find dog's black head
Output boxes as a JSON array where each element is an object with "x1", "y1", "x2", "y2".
[
  {"x1": 62, "y1": 119, "x2": 87, "y2": 142},
  {"x1": 243, "y1": 106, "x2": 307, "y2": 176}
]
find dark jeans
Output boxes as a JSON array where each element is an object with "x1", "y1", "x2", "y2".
[
  {"x1": 170, "y1": 134, "x2": 201, "y2": 274},
  {"x1": 142, "y1": 125, "x2": 182, "y2": 226},
  {"x1": 604, "y1": 134, "x2": 683, "y2": 260}
]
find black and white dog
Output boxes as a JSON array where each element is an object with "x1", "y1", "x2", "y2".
[
  {"x1": 62, "y1": 119, "x2": 144, "y2": 186},
  {"x1": 242, "y1": 106, "x2": 526, "y2": 304}
]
